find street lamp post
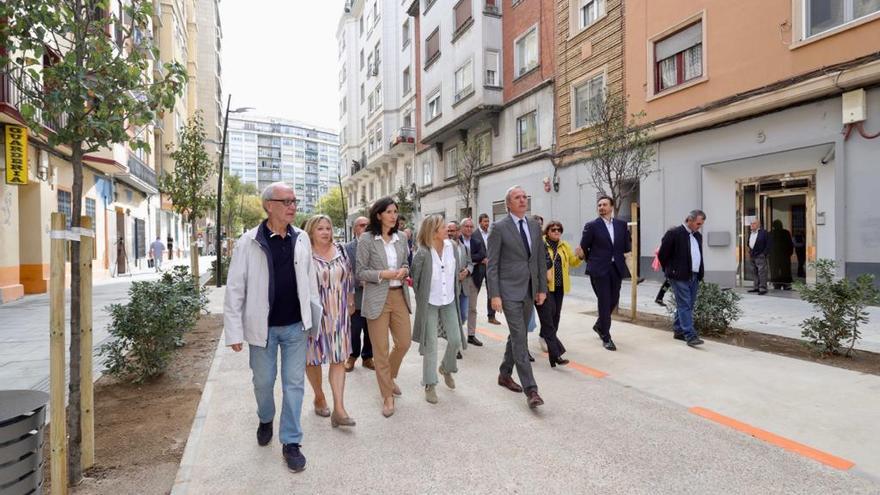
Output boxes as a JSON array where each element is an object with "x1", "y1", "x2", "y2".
[{"x1": 215, "y1": 96, "x2": 253, "y2": 287}]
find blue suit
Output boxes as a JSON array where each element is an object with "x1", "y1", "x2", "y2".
[{"x1": 580, "y1": 217, "x2": 631, "y2": 341}]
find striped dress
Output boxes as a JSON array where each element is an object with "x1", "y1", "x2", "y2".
[{"x1": 307, "y1": 243, "x2": 354, "y2": 366}]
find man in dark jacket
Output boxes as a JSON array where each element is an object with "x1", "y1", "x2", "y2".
[
  {"x1": 344, "y1": 217, "x2": 373, "y2": 371},
  {"x1": 747, "y1": 219, "x2": 770, "y2": 294},
  {"x1": 657, "y1": 209, "x2": 707, "y2": 347},
  {"x1": 579, "y1": 196, "x2": 631, "y2": 351},
  {"x1": 460, "y1": 218, "x2": 487, "y2": 346}
]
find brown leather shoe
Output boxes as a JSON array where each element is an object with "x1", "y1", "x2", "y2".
[
  {"x1": 344, "y1": 356, "x2": 356, "y2": 372},
  {"x1": 526, "y1": 390, "x2": 544, "y2": 409},
  {"x1": 362, "y1": 358, "x2": 375, "y2": 370},
  {"x1": 488, "y1": 317, "x2": 502, "y2": 325},
  {"x1": 497, "y1": 374, "x2": 523, "y2": 393}
]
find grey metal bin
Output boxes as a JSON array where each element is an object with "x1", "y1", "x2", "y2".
[{"x1": 0, "y1": 390, "x2": 49, "y2": 495}]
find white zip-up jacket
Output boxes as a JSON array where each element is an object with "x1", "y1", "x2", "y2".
[{"x1": 223, "y1": 223, "x2": 320, "y2": 347}]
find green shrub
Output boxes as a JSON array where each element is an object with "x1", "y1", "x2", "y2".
[
  {"x1": 209, "y1": 256, "x2": 230, "y2": 285},
  {"x1": 666, "y1": 281, "x2": 743, "y2": 335},
  {"x1": 795, "y1": 259, "x2": 880, "y2": 357},
  {"x1": 101, "y1": 266, "x2": 208, "y2": 383}
]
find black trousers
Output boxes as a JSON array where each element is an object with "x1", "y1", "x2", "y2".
[
  {"x1": 538, "y1": 289, "x2": 566, "y2": 360},
  {"x1": 590, "y1": 267, "x2": 623, "y2": 342},
  {"x1": 487, "y1": 293, "x2": 495, "y2": 318},
  {"x1": 349, "y1": 310, "x2": 372, "y2": 359}
]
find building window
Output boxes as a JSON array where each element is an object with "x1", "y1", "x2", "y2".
[
  {"x1": 403, "y1": 110, "x2": 413, "y2": 128},
  {"x1": 573, "y1": 73, "x2": 605, "y2": 129},
  {"x1": 360, "y1": 49, "x2": 364, "y2": 70},
  {"x1": 338, "y1": 66, "x2": 346, "y2": 88},
  {"x1": 402, "y1": 18, "x2": 411, "y2": 48},
  {"x1": 422, "y1": 157, "x2": 433, "y2": 186},
  {"x1": 484, "y1": 0, "x2": 501, "y2": 14},
  {"x1": 454, "y1": 0, "x2": 473, "y2": 34},
  {"x1": 485, "y1": 50, "x2": 501, "y2": 86},
  {"x1": 426, "y1": 89, "x2": 441, "y2": 121},
  {"x1": 445, "y1": 146, "x2": 459, "y2": 179},
  {"x1": 806, "y1": 0, "x2": 880, "y2": 37},
  {"x1": 360, "y1": 117, "x2": 365, "y2": 135},
  {"x1": 578, "y1": 0, "x2": 604, "y2": 29},
  {"x1": 425, "y1": 28, "x2": 440, "y2": 67},
  {"x1": 454, "y1": 59, "x2": 474, "y2": 102},
  {"x1": 360, "y1": 83, "x2": 365, "y2": 103},
  {"x1": 654, "y1": 22, "x2": 703, "y2": 93},
  {"x1": 359, "y1": 16, "x2": 364, "y2": 35},
  {"x1": 403, "y1": 66, "x2": 412, "y2": 94},
  {"x1": 340, "y1": 97, "x2": 347, "y2": 117},
  {"x1": 516, "y1": 111, "x2": 538, "y2": 153},
  {"x1": 514, "y1": 26, "x2": 539, "y2": 78}
]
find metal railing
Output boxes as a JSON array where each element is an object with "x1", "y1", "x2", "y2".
[
  {"x1": 1, "y1": 62, "x2": 69, "y2": 132},
  {"x1": 128, "y1": 153, "x2": 158, "y2": 189},
  {"x1": 391, "y1": 127, "x2": 416, "y2": 147}
]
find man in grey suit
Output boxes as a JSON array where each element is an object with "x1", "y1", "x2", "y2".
[
  {"x1": 344, "y1": 217, "x2": 373, "y2": 371},
  {"x1": 487, "y1": 186, "x2": 547, "y2": 409}
]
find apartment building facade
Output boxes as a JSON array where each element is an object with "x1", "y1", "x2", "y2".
[
  {"x1": 337, "y1": 0, "x2": 418, "y2": 225},
  {"x1": 225, "y1": 115, "x2": 340, "y2": 214},
  {"x1": 625, "y1": 0, "x2": 880, "y2": 287}
]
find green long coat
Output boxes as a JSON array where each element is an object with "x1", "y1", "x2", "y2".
[{"x1": 410, "y1": 242, "x2": 469, "y2": 355}]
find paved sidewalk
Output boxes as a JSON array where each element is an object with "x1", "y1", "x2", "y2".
[
  {"x1": 173, "y1": 289, "x2": 880, "y2": 494},
  {"x1": 567, "y1": 274, "x2": 880, "y2": 353},
  {"x1": 0, "y1": 256, "x2": 212, "y2": 393}
]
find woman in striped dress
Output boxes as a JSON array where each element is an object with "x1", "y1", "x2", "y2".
[{"x1": 305, "y1": 215, "x2": 356, "y2": 428}]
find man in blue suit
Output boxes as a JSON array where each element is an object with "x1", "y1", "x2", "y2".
[{"x1": 579, "y1": 196, "x2": 631, "y2": 351}]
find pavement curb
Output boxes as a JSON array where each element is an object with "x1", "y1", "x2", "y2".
[{"x1": 171, "y1": 333, "x2": 226, "y2": 495}]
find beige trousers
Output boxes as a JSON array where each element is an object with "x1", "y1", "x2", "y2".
[{"x1": 366, "y1": 288, "x2": 412, "y2": 399}]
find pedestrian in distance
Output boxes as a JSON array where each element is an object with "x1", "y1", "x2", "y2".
[
  {"x1": 149, "y1": 236, "x2": 165, "y2": 272},
  {"x1": 459, "y1": 217, "x2": 486, "y2": 347},
  {"x1": 447, "y1": 220, "x2": 470, "y2": 360},
  {"x1": 223, "y1": 182, "x2": 321, "y2": 473},
  {"x1": 539, "y1": 220, "x2": 583, "y2": 367},
  {"x1": 344, "y1": 217, "x2": 374, "y2": 372},
  {"x1": 579, "y1": 196, "x2": 631, "y2": 351},
  {"x1": 356, "y1": 197, "x2": 413, "y2": 418},
  {"x1": 747, "y1": 219, "x2": 770, "y2": 295},
  {"x1": 487, "y1": 185, "x2": 547, "y2": 409},
  {"x1": 303, "y1": 215, "x2": 356, "y2": 428},
  {"x1": 651, "y1": 246, "x2": 671, "y2": 306},
  {"x1": 769, "y1": 219, "x2": 794, "y2": 290},
  {"x1": 657, "y1": 209, "x2": 707, "y2": 347},
  {"x1": 410, "y1": 215, "x2": 468, "y2": 404},
  {"x1": 478, "y1": 213, "x2": 500, "y2": 325}
]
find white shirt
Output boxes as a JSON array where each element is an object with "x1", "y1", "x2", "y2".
[
  {"x1": 602, "y1": 216, "x2": 615, "y2": 261},
  {"x1": 509, "y1": 213, "x2": 531, "y2": 251},
  {"x1": 683, "y1": 223, "x2": 702, "y2": 273},
  {"x1": 748, "y1": 230, "x2": 758, "y2": 250},
  {"x1": 429, "y1": 240, "x2": 456, "y2": 306},
  {"x1": 480, "y1": 228, "x2": 489, "y2": 248},
  {"x1": 376, "y1": 233, "x2": 403, "y2": 287}
]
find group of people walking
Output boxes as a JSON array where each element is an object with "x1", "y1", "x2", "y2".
[{"x1": 223, "y1": 181, "x2": 710, "y2": 473}]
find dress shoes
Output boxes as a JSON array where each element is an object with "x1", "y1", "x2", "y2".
[
  {"x1": 467, "y1": 335, "x2": 483, "y2": 346},
  {"x1": 382, "y1": 399, "x2": 395, "y2": 418},
  {"x1": 687, "y1": 336, "x2": 705, "y2": 347},
  {"x1": 603, "y1": 340, "x2": 617, "y2": 351},
  {"x1": 747, "y1": 288, "x2": 760, "y2": 293},
  {"x1": 497, "y1": 374, "x2": 523, "y2": 393},
  {"x1": 593, "y1": 323, "x2": 602, "y2": 339},
  {"x1": 392, "y1": 382, "x2": 402, "y2": 397},
  {"x1": 457, "y1": 351, "x2": 463, "y2": 359},
  {"x1": 330, "y1": 413, "x2": 356, "y2": 428},
  {"x1": 344, "y1": 356, "x2": 356, "y2": 372},
  {"x1": 526, "y1": 390, "x2": 544, "y2": 409},
  {"x1": 528, "y1": 352, "x2": 535, "y2": 362},
  {"x1": 488, "y1": 317, "x2": 502, "y2": 325},
  {"x1": 549, "y1": 357, "x2": 569, "y2": 368},
  {"x1": 256, "y1": 421, "x2": 273, "y2": 446},
  {"x1": 362, "y1": 357, "x2": 375, "y2": 370}
]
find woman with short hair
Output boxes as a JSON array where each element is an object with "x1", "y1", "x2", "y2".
[
  {"x1": 539, "y1": 220, "x2": 583, "y2": 367},
  {"x1": 356, "y1": 197, "x2": 413, "y2": 418}
]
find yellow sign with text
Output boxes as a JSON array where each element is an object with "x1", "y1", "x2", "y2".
[{"x1": 5, "y1": 125, "x2": 29, "y2": 185}]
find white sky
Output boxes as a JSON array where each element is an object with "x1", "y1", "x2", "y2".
[{"x1": 220, "y1": 0, "x2": 341, "y2": 131}]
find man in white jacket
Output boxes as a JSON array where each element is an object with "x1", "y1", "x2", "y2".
[{"x1": 224, "y1": 182, "x2": 320, "y2": 473}]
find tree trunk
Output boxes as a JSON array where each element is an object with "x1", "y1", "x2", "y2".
[
  {"x1": 68, "y1": 142, "x2": 84, "y2": 485},
  {"x1": 191, "y1": 217, "x2": 199, "y2": 291}
]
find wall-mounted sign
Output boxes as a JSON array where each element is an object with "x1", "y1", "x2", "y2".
[{"x1": 5, "y1": 125, "x2": 29, "y2": 185}]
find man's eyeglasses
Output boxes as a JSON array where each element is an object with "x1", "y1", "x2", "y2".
[{"x1": 268, "y1": 199, "x2": 299, "y2": 207}]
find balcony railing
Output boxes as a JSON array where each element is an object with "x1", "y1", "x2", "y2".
[
  {"x1": 390, "y1": 127, "x2": 416, "y2": 147},
  {"x1": 128, "y1": 153, "x2": 157, "y2": 189},
  {"x1": 1, "y1": 62, "x2": 69, "y2": 132}
]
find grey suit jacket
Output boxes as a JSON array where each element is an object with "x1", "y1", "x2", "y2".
[
  {"x1": 486, "y1": 215, "x2": 548, "y2": 302},
  {"x1": 355, "y1": 231, "x2": 413, "y2": 320},
  {"x1": 344, "y1": 239, "x2": 363, "y2": 311}
]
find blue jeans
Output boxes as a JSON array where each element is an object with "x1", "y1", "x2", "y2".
[
  {"x1": 670, "y1": 275, "x2": 700, "y2": 340},
  {"x1": 249, "y1": 322, "x2": 307, "y2": 445}
]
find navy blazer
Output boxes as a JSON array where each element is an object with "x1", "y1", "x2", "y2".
[
  {"x1": 579, "y1": 217, "x2": 632, "y2": 279},
  {"x1": 460, "y1": 234, "x2": 487, "y2": 289},
  {"x1": 749, "y1": 228, "x2": 770, "y2": 258}
]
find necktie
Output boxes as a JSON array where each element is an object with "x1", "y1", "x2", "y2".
[{"x1": 518, "y1": 219, "x2": 531, "y2": 258}]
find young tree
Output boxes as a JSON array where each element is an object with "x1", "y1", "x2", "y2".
[
  {"x1": 159, "y1": 112, "x2": 216, "y2": 289},
  {"x1": 221, "y1": 173, "x2": 259, "y2": 237},
  {"x1": 0, "y1": 1, "x2": 186, "y2": 484},
  {"x1": 581, "y1": 92, "x2": 654, "y2": 215},
  {"x1": 239, "y1": 194, "x2": 265, "y2": 232},
  {"x1": 394, "y1": 185, "x2": 416, "y2": 223},
  {"x1": 316, "y1": 186, "x2": 346, "y2": 230},
  {"x1": 456, "y1": 135, "x2": 487, "y2": 219}
]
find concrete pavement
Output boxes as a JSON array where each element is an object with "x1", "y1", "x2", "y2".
[
  {"x1": 173, "y1": 288, "x2": 880, "y2": 494},
  {"x1": 0, "y1": 255, "x2": 212, "y2": 393}
]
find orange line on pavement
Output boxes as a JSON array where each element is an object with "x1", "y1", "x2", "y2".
[
  {"x1": 689, "y1": 407, "x2": 855, "y2": 471},
  {"x1": 477, "y1": 328, "x2": 608, "y2": 378}
]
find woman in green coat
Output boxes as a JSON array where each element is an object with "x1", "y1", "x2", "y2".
[{"x1": 410, "y1": 215, "x2": 468, "y2": 404}]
